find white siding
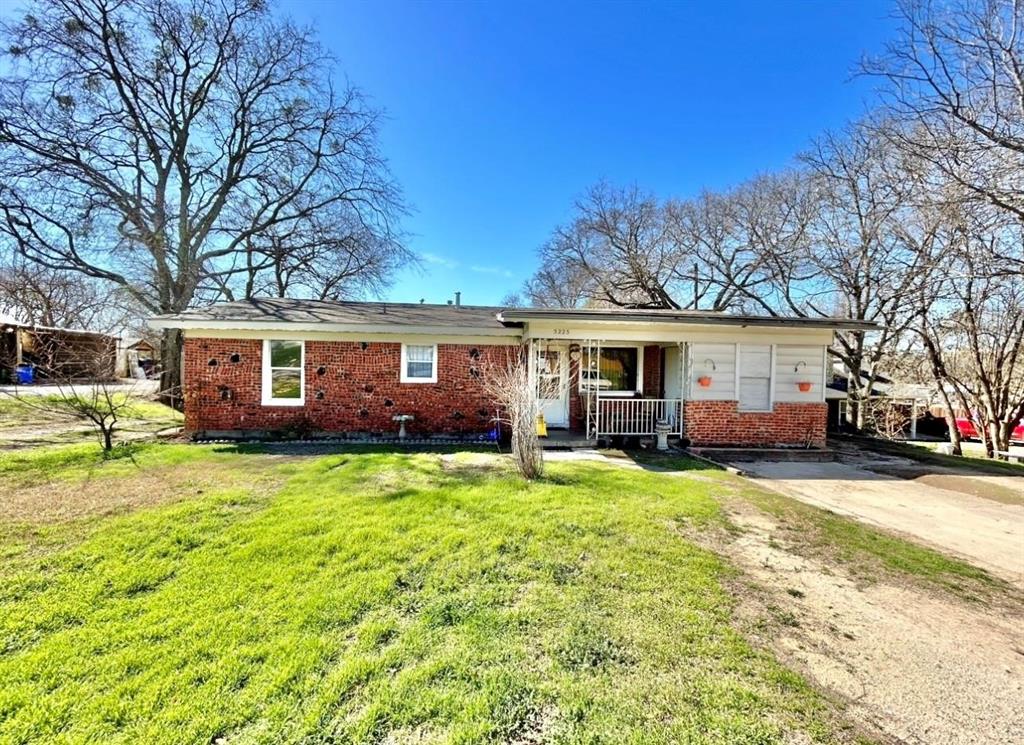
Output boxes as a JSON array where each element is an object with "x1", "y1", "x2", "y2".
[
  {"x1": 689, "y1": 343, "x2": 736, "y2": 400},
  {"x1": 774, "y1": 345, "x2": 826, "y2": 403}
]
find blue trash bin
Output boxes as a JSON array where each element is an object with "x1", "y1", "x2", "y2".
[{"x1": 15, "y1": 364, "x2": 34, "y2": 385}]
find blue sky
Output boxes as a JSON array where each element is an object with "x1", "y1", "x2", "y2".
[{"x1": 290, "y1": 0, "x2": 897, "y2": 306}]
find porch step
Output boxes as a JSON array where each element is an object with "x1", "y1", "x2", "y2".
[
  {"x1": 540, "y1": 430, "x2": 597, "y2": 449},
  {"x1": 688, "y1": 447, "x2": 836, "y2": 464}
]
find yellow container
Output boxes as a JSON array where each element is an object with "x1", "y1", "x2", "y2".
[{"x1": 536, "y1": 414, "x2": 548, "y2": 437}]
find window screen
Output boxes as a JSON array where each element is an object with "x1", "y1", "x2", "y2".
[
  {"x1": 581, "y1": 347, "x2": 638, "y2": 392},
  {"x1": 403, "y1": 344, "x2": 436, "y2": 381},
  {"x1": 738, "y1": 345, "x2": 772, "y2": 411}
]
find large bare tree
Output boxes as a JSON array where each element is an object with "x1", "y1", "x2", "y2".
[
  {"x1": 864, "y1": 0, "x2": 1024, "y2": 236},
  {"x1": 798, "y1": 122, "x2": 940, "y2": 428},
  {"x1": 0, "y1": 0, "x2": 405, "y2": 398},
  {"x1": 914, "y1": 203, "x2": 1024, "y2": 456},
  {"x1": 0, "y1": 261, "x2": 136, "y2": 333}
]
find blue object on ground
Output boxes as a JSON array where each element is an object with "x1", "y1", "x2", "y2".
[{"x1": 15, "y1": 364, "x2": 34, "y2": 385}]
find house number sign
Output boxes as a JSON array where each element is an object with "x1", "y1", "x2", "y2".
[{"x1": 551, "y1": 328, "x2": 571, "y2": 336}]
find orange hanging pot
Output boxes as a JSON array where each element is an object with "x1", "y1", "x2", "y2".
[
  {"x1": 697, "y1": 376, "x2": 713, "y2": 388},
  {"x1": 797, "y1": 381, "x2": 813, "y2": 392}
]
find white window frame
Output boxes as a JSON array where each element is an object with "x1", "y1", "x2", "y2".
[
  {"x1": 735, "y1": 343, "x2": 775, "y2": 413},
  {"x1": 400, "y1": 343, "x2": 438, "y2": 383},
  {"x1": 261, "y1": 339, "x2": 305, "y2": 406},
  {"x1": 577, "y1": 343, "x2": 644, "y2": 397}
]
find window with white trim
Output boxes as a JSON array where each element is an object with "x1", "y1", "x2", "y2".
[
  {"x1": 738, "y1": 344, "x2": 772, "y2": 411},
  {"x1": 401, "y1": 343, "x2": 437, "y2": 383},
  {"x1": 262, "y1": 339, "x2": 304, "y2": 405}
]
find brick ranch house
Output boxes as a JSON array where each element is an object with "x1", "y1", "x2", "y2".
[{"x1": 150, "y1": 298, "x2": 874, "y2": 447}]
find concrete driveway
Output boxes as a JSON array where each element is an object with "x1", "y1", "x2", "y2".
[{"x1": 738, "y1": 459, "x2": 1024, "y2": 587}]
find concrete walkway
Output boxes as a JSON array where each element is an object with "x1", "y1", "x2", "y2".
[{"x1": 739, "y1": 460, "x2": 1024, "y2": 587}]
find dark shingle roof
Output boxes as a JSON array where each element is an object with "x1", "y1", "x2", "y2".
[
  {"x1": 150, "y1": 297, "x2": 876, "y2": 333},
  {"x1": 150, "y1": 298, "x2": 515, "y2": 332}
]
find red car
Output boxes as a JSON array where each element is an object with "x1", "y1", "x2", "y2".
[{"x1": 955, "y1": 418, "x2": 1024, "y2": 442}]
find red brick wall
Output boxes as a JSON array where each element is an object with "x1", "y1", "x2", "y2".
[
  {"x1": 643, "y1": 345, "x2": 662, "y2": 396},
  {"x1": 683, "y1": 400, "x2": 827, "y2": 448},
  {"x1": 183, "y1": 337, "x2": 517, "y2": 436}
]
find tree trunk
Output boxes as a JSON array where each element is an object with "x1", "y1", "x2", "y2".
[
  {"x1": 159, "y1": 328, "x2": 185, "y2": 410},
  {"x1": 991, "y1": 421, "x2": 1010, "y2": 457},
  {"x1": 101, "y1": 425, "x2": 113, "y2": 452},
  {"x1": 936, "y1": 399, "x2": 961, "y2": 456}
]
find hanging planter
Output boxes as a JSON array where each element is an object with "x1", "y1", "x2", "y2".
[
  {"x1": 697, "y1": 358, "x2": 716, "y2": 388},
  {"x1": 797, "y1": 381, "x2": 813, "y2": 392}
]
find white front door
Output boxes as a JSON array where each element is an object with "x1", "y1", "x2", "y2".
[{"x1": 536, "y1": 345, "x2": 569, "y2": 427}]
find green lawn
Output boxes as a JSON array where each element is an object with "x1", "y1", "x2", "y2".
[
  {"x1": 0, "y1": 444, "x2": 856, "y2": 744},
  {"x1": 0, "y1": 393, "x2": 182, "y2": 448}
]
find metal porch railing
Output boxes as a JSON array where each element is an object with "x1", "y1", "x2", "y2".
[{"x1": 594, "y1": 396, "x2": 682, "y2": 438}]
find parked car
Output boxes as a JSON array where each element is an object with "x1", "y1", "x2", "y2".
[{"x1": 955, "y1": 418, "x2": 1024, "y2": 443}]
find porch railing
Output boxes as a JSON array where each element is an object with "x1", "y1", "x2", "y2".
[{"x1": 593, "y1": 397, "x2": 682, "y2": 438}]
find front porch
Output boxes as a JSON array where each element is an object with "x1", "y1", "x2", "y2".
[{"x1": 530, "y1": 337, "x2": 685, "y2": 443}]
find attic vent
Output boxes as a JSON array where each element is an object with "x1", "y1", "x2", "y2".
[
  {"x1": 208, "y1": 358, "x2": 218, "y2": 367},
  {"x1": 229, "y1": 353, "x2": 240, "y2": 364}
]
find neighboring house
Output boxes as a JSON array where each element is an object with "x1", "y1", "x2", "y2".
[{"x1": 149, "y1": 298, "x2": 874, "y2": 447}]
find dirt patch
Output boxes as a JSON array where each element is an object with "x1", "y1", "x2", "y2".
[
  {"x1": 739, "y1": 460, "x2": 1024, "y2": 588},
  {"x1": 0, "y1": 459, "x2": 284, "y2": 525},
  {"x1": 703, "y1": 498, "x2": 1024, "y2": 745}
]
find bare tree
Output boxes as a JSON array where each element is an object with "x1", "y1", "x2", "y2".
[
  {"x1": 8, "y1": 380, "x2": 146, "y2": 451},
  {"x1": 498, "y1": 290, "x2": 524, "y2": 307},
  {"x1": 523, "y1": 253, "x2": 596, "y2": 308},
  {"x1": 797, "y1": 121, "x2": 940, "y2": 428},
  {"x1": 0, "y1": 0, "x2": 405, "y2": 401},
  {"x1": 0, "y1": 260, "x2": 136, "y2": 332},
  {"x1": 479, "y1": 349, "x2": 559, "y2": 480},
  {"x1": 863, "y1": 0, "x2": 1024, "y2": 237},
  {"x1": 915, "y1": 205, "x2": 1024, "y2": 456},
  {"x1": 527, "y1": 180, "x2": 798, "y2": 312},
  {"x1": 5, "y1": 336, "x2": 146, "y2": 451}
]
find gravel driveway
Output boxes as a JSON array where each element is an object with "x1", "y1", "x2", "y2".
[{"x1": 737, "y1": 458, "x2": 1024, "y2": 587}]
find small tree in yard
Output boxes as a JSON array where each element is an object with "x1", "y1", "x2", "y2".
[
  {"x1": 6, "y1": 336, "x2": 144, "y2": 452},
  {"x1": 479, "y1": 349, "x2": 560, "y2": 480},
  {"x1": 10, "y1": 381, "x2": 142, "y2": 452}
]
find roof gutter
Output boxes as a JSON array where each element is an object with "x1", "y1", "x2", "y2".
[
  {"x1": 496, "y1": 310, "x2": 877, "y2": 331},
  {"x1": 147, "y1": 317, "x2": 523, "y2": 336}
]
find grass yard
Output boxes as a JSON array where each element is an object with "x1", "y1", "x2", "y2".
[
  {"x1": 0, "y1": 393, "x2": 182, "y2": 450},
  {"x1": 0, "y1": 444, "x2": 859, "y2": 744}
]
